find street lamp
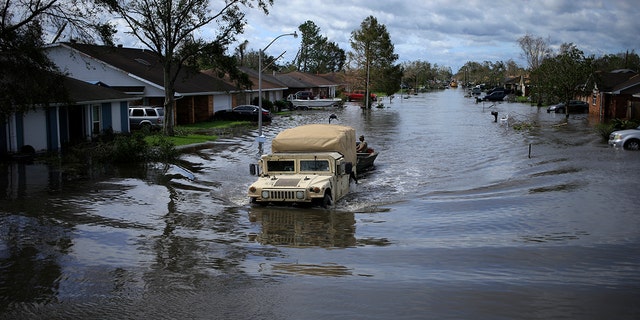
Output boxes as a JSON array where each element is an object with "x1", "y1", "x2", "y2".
[{"x1": 258, "y1": 31, "x2": 298, "y2": 153}]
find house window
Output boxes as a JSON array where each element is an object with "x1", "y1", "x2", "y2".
[{"x1": 92, "y1": 105, "x2": 101, "y2": 134}]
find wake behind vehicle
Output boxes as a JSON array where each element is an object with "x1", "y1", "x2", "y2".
[{"x1": 248, "y1": 124, "x2": 357, "y2": 208}]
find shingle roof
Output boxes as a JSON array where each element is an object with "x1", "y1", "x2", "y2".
[
  {"x1": 316, "y1": 72, "x2": 347, "y2": 86},
  {"x1": 239, "y1": 67, "x2": 289, "y2": 90},
  {"x1": 595, "y1": 69, "x2": 637, "y2": 92},
  {"x1": 61, "y1": 42, "x2": 236, "y2": 94},
  {"x1": 611, "y1": 74, "x2": 640, "y2": 94},
  {"x1": 274, "y1": 71, "x2": 338, "y2": 88},
  {"x1": 63, "y1": 76, "x2": 137, "y2": 104}
]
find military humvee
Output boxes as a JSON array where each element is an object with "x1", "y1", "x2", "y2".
[{"x1": 248, "y1": 124, "x2": 357, "y2": 208}]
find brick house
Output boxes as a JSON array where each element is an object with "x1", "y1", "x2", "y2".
[{"x1": 585, "y1": 69, "x2": 640, "y2": 121}]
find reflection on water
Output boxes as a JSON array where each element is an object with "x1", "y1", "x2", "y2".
[
  {"x1": 248, "y1": 207, "x2": 356, "y2": 248},
  {"x1": 519, "y1": 230, "x2": 590, "y2": 243},
  {"x1": 271, "y1": 262, "x2": 353, "y2": 277}
]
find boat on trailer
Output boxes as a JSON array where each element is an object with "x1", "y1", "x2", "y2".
[{"x1": 288, "y1": 96, "x2": 343, "y2": 110}]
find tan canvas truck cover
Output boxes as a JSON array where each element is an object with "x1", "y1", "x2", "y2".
[{"x1": 271, "y1": 124, "x2": 357, "y2": 166}]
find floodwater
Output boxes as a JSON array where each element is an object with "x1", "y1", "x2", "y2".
[{"x1": 1, "y1": 89, "x2": 639, "y2": 319}]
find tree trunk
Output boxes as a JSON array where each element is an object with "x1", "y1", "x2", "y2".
[{"x1": 163, "y1": 65, "x2": 175, "y2": 136}]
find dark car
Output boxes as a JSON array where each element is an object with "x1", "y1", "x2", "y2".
[
  {"x1": 546, "y1": 100, "x2": 589, "y2": 113},
  {"x1": 213, "y1": 105, "x2": 272, "y2": 121},
  {"x1": 482, "y1": 91, "x2": 506, "y2": 101}
]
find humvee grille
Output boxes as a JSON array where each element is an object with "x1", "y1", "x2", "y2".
[{"x1": 269, "y1": 190, "x2": 296, "y2": 200}]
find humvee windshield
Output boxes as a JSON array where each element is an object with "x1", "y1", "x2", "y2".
[
  {"x1": 267, "y1": 160, "x2": 295, "y2": 172},
  {"x1": 300, "y1": 160, "x2": 330, "y2": 172}
]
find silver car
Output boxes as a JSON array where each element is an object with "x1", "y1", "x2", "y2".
[
  {"x1": 129, "y1": 106, "x2": 164, "y2": 130},
  {"x1": 609, "y1": 125, "x2": 640, "y2": 150}
]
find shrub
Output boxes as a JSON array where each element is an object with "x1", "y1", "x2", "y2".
[
  {"x1": 274, "y1": 99, "x2": 292, "y2": 112},
  {"x1": 110, "y1": 133, "x2": 149, "y2": 163},
  {"x1": 594, "y1": 119, "x2": 639, "y2": 142},
  {"x1": 251, "y1": 97, "x2": 273, "y2": 111},
  {"x1": 611, "y1": 118, "x2": 639, "y2": 130},
  {"x1": 148, "y1": 134, "x2": 179, "y2": 162},
  {"x1": 594, "y1": 123, "x2": 615, "y2": 142}
]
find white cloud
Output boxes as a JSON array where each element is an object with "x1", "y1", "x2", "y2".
[{"x1": 114, "y1": 0, "x2": 640, "y2": 73}]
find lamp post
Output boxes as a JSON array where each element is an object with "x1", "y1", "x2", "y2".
[{"x1": 258, "y1": 32, "x2": 298, "y2": 153}]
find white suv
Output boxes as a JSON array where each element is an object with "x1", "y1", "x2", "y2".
[
  {"x1": 609, "y1": 125, "x2": 640, "y2": 150},
  {"x1": 129, "y1": 106, "x2": 164, "y2": 130}
]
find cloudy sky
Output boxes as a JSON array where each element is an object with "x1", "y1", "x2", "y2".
[{"x1": 232, "y1": 0, "x2": 640, "y2": 72}]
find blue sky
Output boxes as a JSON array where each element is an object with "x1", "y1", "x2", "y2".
[{"x1": 232, "y1": 0, "x2": 640, "y2": 72}]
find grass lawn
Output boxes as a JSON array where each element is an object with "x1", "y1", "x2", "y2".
[
  {"x1": 144, "y1": 120, "x2": 254, "y2": 147},
  {"x1": 146, "y1": 134, "x2": 215, "y2": 146}
]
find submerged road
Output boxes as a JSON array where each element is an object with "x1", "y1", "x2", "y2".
[{"x1": 1, "y1": 88, "x2": 639, "y2": 319}]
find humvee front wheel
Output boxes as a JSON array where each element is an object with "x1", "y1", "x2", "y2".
[{"x1": 321, "y1": 193, "x2": 332, "y2": 208}]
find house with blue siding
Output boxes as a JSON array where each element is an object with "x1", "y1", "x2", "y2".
[
  {"x1": 45, "y1": 42, "x2": 238, "y2": 125},
  {"x1": 1, "y1": 76, "x2": 137, "y2": 156}
]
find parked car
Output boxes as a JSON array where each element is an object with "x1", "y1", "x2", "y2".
[
  {"x1": 486, "y1": 87, "x2": 504, "y2": 95},
  {"x1": 213, "y1": 105, "x2": 272, "y2": 122},
  {"x1": 546, "y1": 100, "x2": 589, "y2": 113},
  {"x1": 609, "y1": 125, "x2": 640, "y2": 150},
  {"x1": 482, "y1": 91, "x2": 506, "y2": 101},
  {"x1": 346, "y1": 90, "x2": 377, "y2": 102},
  {"x1": 129, "y1": 106, "x2": 164, "y2": 130}
]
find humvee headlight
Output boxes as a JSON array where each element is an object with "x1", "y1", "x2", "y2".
[
  {"x1": 296, "y1": 191, "x2": 305, "y2": 199},
  {"x1": 261, "y1": 190, "x2": 269, "y2": 198}
]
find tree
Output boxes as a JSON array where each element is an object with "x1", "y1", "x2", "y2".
[
  {"x1": 296, "y1": 20, "x2": 345, "y2": 73},
  {"x1": 235, "y1": 40, "x2": 250, "y2": 66},
  {"x1": 434, "y1": 64, "x2": 452, "y2": 84},
  {"x1": 99, "y1": 0, "x2": 273, "y2": 135},
  {"x1": 484, "y1": 61, "x2": 506, "y2": 87},
  {"x1": 1, "y1": 0, "x2": 114, "y2": 121},
  {"x1": 377, "y1": 64, "x2": 403, "y2": 97},
  {"x1": 534, "y1": 43, "x2": 594, "y2": 119},
  {"x1": 593, "y1": 50, "x2": 640, "y2": 72},
  {"x1": 239, "y1": 50, "x2": 285, "y2": 72},
  {"x1": 348, "y1": 16, "x2": 400, "y2": 107},
  {"x1": 504, "y1": 59, "x2": 525, "y2": 77},
  {"x1": 518, "y1": 34, "x2": 552, "y2": 106},
  {"x1": 518, "y1": 34, "x2": 552, "y2": 71},
  {"x1": 402, "y1": 60, "x2": 432, "y2": 91},
  {"x1": 459, "y1": 61, "x2": 484, "y2": 85}
]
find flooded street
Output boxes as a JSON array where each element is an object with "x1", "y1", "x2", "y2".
[{"x1": 2, "y1": 89, "x2": 640, "y2": 319}]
